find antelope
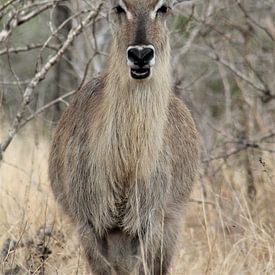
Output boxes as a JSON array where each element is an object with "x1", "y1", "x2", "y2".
[{"x1": 49, "y1": 0, "x2": 199, "y2": 274}]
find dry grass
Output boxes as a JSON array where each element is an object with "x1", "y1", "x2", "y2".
[{"x1": 0, "y1": 125, "x2": 275, "y2": 275}]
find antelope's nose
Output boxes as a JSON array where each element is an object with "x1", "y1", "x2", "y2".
[{"x1": 127, "y1": 46, "x2": 155, "y2": 67}]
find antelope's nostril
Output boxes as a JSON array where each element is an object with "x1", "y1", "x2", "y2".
[
  {"x1": 127, "y1": 46, "x2": 155, "y2": 67},
  {"x1": 142, "y1": 48, "x2": 154, "y2": 64},
  {"x1": 128, "y1": 48, "x2": 140, "y2": 65}
]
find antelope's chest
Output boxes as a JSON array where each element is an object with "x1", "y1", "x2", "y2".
[
  {"x1": 83, "y1": 124, "x2": 170, "y2": 233},
  {"x1": 89, "y1": 156, "x2": 171, "y2": 234}
]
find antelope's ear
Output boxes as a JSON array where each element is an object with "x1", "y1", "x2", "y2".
[{"x1": 172, "y1": 0, "x2": 192, "y2": 7}]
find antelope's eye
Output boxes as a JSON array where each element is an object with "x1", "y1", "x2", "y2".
[
  {"x1": 157, "y1": 5, "x2": 169, "y2": 14},
  {"x1": 114, "y1": 5, "x2": 126, "y2": 15}
]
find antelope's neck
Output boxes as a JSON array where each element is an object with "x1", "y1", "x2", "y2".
[
  {"x1": 110, "y1": 77, "x2": 169, "y2": 181},
  {"x1": 93, "y1": 62, "x2": 172, "y2": 181}
]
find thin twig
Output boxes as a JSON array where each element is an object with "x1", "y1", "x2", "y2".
[
  {"x1": 21, "y1": 90, "x2": 76, "y2": 128},
  {"x1": 203, "y1": 45, "x2": 273, "y2": 100},
  {"x1": 20, "y1": 52, "x2": 98, "y2": 127},
  {"x1": 236, "y1": 0, "x2": 275, "y2": 41},
  {"x1": 0, "y1": 0, "x2": 18, "y2": 14},
  {"x1": 0, "y1": 44, "x2": 59, "y2": 56},
  {"x1": 0, "y1": 3, "x2": 103, "y2": 161}
]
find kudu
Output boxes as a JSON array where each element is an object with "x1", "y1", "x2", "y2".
[{"x1": 49, "y1": 0, "x2": 199, "y2": 274}]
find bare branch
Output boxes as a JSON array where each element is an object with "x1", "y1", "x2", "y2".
[
  {"x1": 21, "y1": 90, "x2": 76, "y2": 128},
  {"x1": 257, "y1": 130, "x2": 275, "y2": 143},
  {"x1": 36, "y1": 8, "x2": 93, "y2": 70},
  {"x1": 0, "y1": 44, "x2": 59, "y2": 56},
  {"x1": 0, "y1": 0, "x2": 67, "y2": 42},
  {"x1": 19, "y1": 51, "x2": 98, "y2": 128},
  {"x1": 236, "y1": 0, "x2": 275, "y2": 42},
  {"x1": 0, "y1": 2, "x2": 103, "y2": 161},
  {"x1": 203, "y1": 141, "x2": 274, "y2": 164},
  {"x1": 205, "y1": 47, "x2": 273, "y2": 101},
  {"x1": 0, "y1": 0, "x2": 18, "y2": 14}
]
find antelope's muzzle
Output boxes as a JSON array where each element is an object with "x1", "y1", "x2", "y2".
[{"x1": 127, "y1": 45, "x2": 155, "y2": 80}]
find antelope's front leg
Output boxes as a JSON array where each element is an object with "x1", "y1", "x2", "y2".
[
  {"x1": 136, "y1": 220, "x2": 179, "y2": 275},
  {"x1": 78, "y1": 223, "x2": 113, "y2": 275}
]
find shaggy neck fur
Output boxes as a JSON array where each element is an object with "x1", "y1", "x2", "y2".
[{"x1": 92, "y1": 40, "x2": 172, "y2": 183}]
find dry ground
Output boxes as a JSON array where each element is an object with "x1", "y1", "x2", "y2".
[{"x1": 0, "y1": 125, "x2": 275, "y2": 275}]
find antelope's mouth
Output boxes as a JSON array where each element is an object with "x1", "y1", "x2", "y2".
[
  {"x1": 127, "y1": 45, "x2": 155, "y2": 80},
  {"x1": 131, "y1": 68, "x2": 151, "y2": 79}
]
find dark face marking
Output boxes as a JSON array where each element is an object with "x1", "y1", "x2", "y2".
[{"x1": 133, "y1": 17, "x2": 149, "y2": 46}]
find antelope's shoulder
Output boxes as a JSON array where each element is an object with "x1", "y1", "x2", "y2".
[
  {"x1": 71, "y1": 76, "x2": 103, "y2": 113},
  {"x1": 50, "y1": 77, "x2": 104, "y2": 155},
  {"x1": 57, "y1": 76, "x2": 103, "y2": 127},
  {"x1": 168, "y1": 95, "x2": 197, "y2": 134},
  {"x1": 166, "y1": 95, "x2": 199, "y2": 158}
]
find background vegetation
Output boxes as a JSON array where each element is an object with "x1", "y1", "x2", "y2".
[{"x1": 0, "y1": 0, "x2": 275, "y2": 274}]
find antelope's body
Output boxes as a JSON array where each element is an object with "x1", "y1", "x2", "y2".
[{"x1": 49, "y1": 0, "x2": 199, "y2": 274}]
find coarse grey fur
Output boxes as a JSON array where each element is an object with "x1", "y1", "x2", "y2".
[{"x1": 49, "y1": 0, "x2": 199, "y2": 274}]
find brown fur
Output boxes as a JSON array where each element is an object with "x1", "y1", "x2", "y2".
[{"x1": 49, "y1": 0, "x2": 199, "y2": 274}]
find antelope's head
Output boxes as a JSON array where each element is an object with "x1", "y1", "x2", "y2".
[{"x1": 108, "y1": 0, "x2": 190, "y2": 81}]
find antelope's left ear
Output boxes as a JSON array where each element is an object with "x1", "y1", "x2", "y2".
[{"x1": 172, "y1": 0, "x2": 192, "y2": 7}]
